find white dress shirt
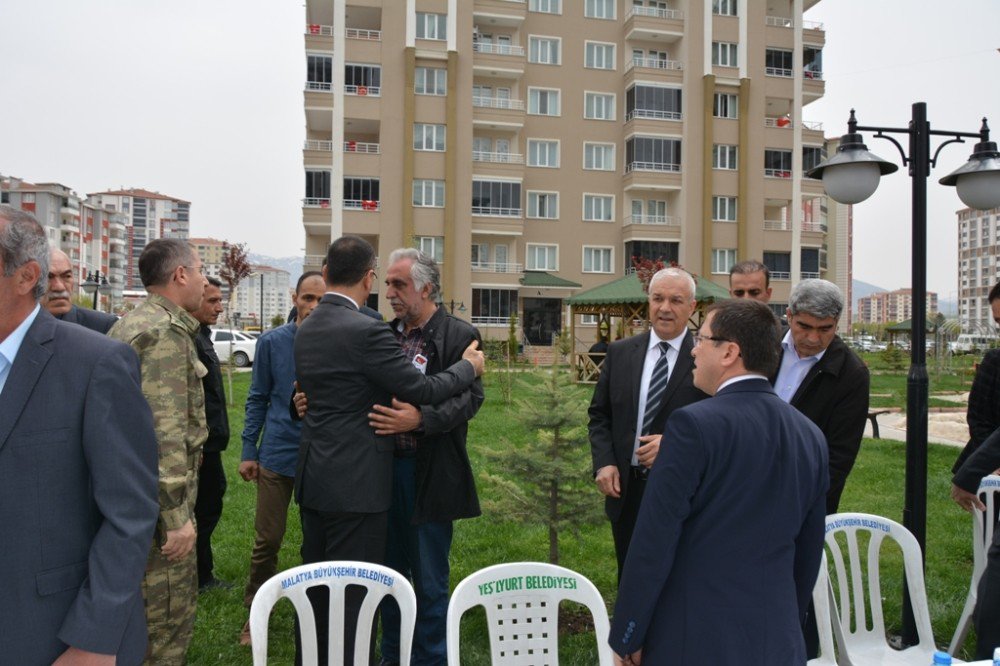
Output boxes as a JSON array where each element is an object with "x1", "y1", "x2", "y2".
[
  {"x1": 631, "y1": 328, "x2": 688, "y2": 465},
  {"x1": 774, "y1": 329, "x2": 826, "y2": 403},
  {"x1": 0, "y1": 303, "x2": 41, "y2": 396}
]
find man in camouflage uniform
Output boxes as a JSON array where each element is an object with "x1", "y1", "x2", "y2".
[{"x1": 109, "y1": 238, "x2": 208, "y2": 664}]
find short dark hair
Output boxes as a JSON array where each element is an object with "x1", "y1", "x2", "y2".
[
  {"x1": 707, "y1": 299, "x2": 782, "y2": 376},
  {"x1": 0, "y1": 205, "x2": 49, "y2": 300},
  {"x1": 325, "y1": 235, "x2": 375, "y2": 286},
  {"x1": 296, "y1": 270, "x2": 323, "y2": 293},
  {"x1": 139, "y1": 239, "x2": 194, "y2": 288},
  {"x1": 989, "y1": 281, "x2": 1000, "y2": 304},
  {"x1": 729, "y1": 259, "x2": 771, "y2": 287},
  {"x1": 206, "y1": 276, "x2": 222, "y2": 289}
]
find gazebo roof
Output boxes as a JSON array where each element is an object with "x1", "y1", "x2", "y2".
[
  {"x1": 567, "y1": 273, "x2": 731, "y2": 306},
  {"x1": 885, "y1": 317, "x2": 939, "y2": 333}
]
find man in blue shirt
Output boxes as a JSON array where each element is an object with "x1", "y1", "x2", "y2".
[{"x1": 238, "y1": 270, "x2": 325, "y2": 646}]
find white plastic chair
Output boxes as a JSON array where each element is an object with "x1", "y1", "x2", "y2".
[
  {"x1": 249, "y1": 561, "x2": 416, "y2": 665},
  {"x1": 949, "y1": 474, "x2": 1000, "y2": 655},
  {"x1": 824, "y1": 513, "x2": 938, "y2": 665},
  {"x1": 810, "y1": 552, "x2": 850, "y2": 666},
  {"x1": 446, "y1": 562, "x2": 613, "y2": 666}
]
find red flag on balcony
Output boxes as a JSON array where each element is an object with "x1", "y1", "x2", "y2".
[
  {"x1": 320, "y1": 200, "x2": 330, "y2": 209},
  {"x1": 777, "y1": 116, "x2": 791, "y2": 127},
  {"x1": 357, "y1": 86, "x2": 368, "y2": 96},
  {"x1": 308, "y1": 24, "x2": 320, "y2": 34},
  {"x1": 347, "y1": 140, "x2": 357, "y2": 151},
  {"x1": 362, "y1": 200, "x2": 377, "y2": 211}
]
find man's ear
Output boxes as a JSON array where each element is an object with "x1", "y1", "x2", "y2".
[{"x1": 17, "y1": 261, "x2": 42, "y2": 296}]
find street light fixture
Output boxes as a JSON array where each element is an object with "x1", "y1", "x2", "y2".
[
  {"x1": 443, "y1": 299, "x2": 467, "y2": 315},
  {"x1": 81, "y1": 270, "x2": 113, "y2": 310},
  {"x1": 806, "y1": 103, "x2": 1000, "y2": 645}
]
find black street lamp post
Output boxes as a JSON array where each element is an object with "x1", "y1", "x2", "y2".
[
  {"x1": 807, "y1": 102, "x2": 1000, "y2": 645},
  {"x1": 444, "y1": 299, "x2": 466, "y2": 315},
  {"x1": 81, "y1": 270, "x2": 112, "y2": 310}
]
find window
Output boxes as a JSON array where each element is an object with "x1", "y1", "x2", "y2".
[
  {"x1": 527, "y1": 139, "x2": 559, "y2": 167},
  {"x1": 712, "y1": 42, "x2": 738, "y2": 67},
  {"x1": 583, "y1": 194, "x2": 614, "y2": 222},
  {"x1": 711, "y1": 249, "x2": 737, "y2": 274},
  {"x1": 529, "y1": 36, "x2": 561, "y2": 65},
  {"x1": 530, "y1": 0, "x2": 561, "y2": 13},
  {"x1": 305, "y1": 170, "x2": 331, "y2": 199},
  {"x1": 801, "y1": 247, "x2": 820, "y2": 276},
  {"x1": 412, "y1": 180, "x2": 445, "y2": 207},
  {"x1": 583, "y1": 247, "x2": 613, "y2": 273},
  {"x1": 764, "y1": 149, "x2": 793, "y2": 177},
  {"x1": 585, "y1": 42, "x2": 616, "y2": 69},
  {"x1": 527, "y1": 192, "x2": 559, "y2": 219},
  {"x1": 712, "y1": 145, "x2": 738, "y2": 170},
  {"x1": 712, "y1": 196, "x2": 737, "y2": 222},
  {"x1": 415, "y1": 67, "x2": 446, "y2": 95},
  {"x1": 414, "y1": 124, "x2": 446, "y2": 151},
  {"x1": 713, "y1": 0, "x2": 737, "y2": 16},
  {"x1": 631, "y1": 199, "x2": 667, "y2": 224},
  {"x1": 528, "y1": 88, "x2": 561, "y2": 116},
  {"x1": 803, "y1": 146, "x2": 825, "y2": 171},
  {"x1": 344, "y1": 63, "x2": 381, "y2": 89},
  {"x1": 763, "y1": 251, "x2": 791, "y2": 279},
  {"x1": 307, "y1": 55, "x2": 332, "y2": 90},
  {"x1": 584, "y1": 143, "x2": 615, "y2": 171},
  {"x1": 472, "y1": 288, "x2": 518, "y2": 321},
  {"x1": 581, "y1": 314, "x2": 598, "y2": 325},
  {"x1": 765, "y1": 49, "x2": 793, "y2": 77},
  {"x1": 343, "y1": 177, "x2": 380, "y2": 206},
  {"x1": 417, "y1": 236, "x2": 444, "y2": 263},
  {"x1": 626, "y1": 240, "x2": 678, "y2": 266},
  {"x1": 471, "y1": 243, "x2": 489, "y2": 266},
  {"x1": 472, "y1": 180, "x2": 522, "y2": 216},
  {"x1": 713, "y1": 93, "x2": 738, "y2": 119},
  {"x1": 526, "y1": 244, "x2": 558, "y2": 271},
  {"x1": 416, "y1": 12, "x2": 446, "y2": 40},
  {"x1": 585, "y1": 0, "x2": 615, "y2": 19},
  {"x1": 584, "y1": 92, "x2": 616, "y2": 120},
  {"x1": 625, "y1": 137, "x2": 682, "y2": 172},
  {"x1": 626, "y1": 85, "x2": 681, "y2": 121}
]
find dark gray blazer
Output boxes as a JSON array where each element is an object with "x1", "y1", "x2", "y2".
[
  {"x1": 58, "y1": 304, "x2": 118, "y2": 334},
  {"x1": 0, "y1": 310, "x2": 159, "y2": 664},
  {"x1": 293, "y1": 293, "x2": 477, "y2": 513}
]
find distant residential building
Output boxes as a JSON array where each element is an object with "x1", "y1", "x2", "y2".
[
  {"x1": 190, "y1": 237, "x2": 229, "y2": 283},
  {"x1": 87, "y1": 188, "x2": 191, "y2": 289},
  {"x1": 857, "y1": 288, "x2": 937, "y2": 325},
  {"x1": 234, "y1": 265, "x2": 291, "y2": 330},
  {"x1": 958, "y1": 205, "x2": 1000, "y2": 330}
]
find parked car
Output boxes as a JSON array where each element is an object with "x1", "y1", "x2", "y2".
[
  {"x1": 949, "y1": 334, "x2": 998, "y2": 355},
  {"x1": 210, "y1": 329, "x2": 257, "y2": 367}
]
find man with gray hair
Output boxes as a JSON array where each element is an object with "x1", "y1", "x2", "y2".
[
  {"x1": 0, "y1": 205, "x2": 159, "y2": 664},
  {"x1": 44, "y1": 248, "x2": 118, "y2": 333},
  {"x1": 774, "y1": 278, "x2": 870, "y2": 514},
  {"x1": 367, "y1": 247, "x2": 484, "y2": 666}
]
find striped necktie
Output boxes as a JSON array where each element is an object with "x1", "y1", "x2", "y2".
[{"x1": 641, "y1": 342, "x2": 671, "y2": 435}]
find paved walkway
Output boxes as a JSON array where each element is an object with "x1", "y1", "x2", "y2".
[{"x1": 866, "y1": 393, "x2": 969, "y2": 448}]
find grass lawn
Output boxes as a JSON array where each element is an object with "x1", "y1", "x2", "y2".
[{"x1": 188, "y1": 368, "x2": 982, "y2": 664}]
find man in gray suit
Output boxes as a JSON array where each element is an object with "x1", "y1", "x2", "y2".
[
  {"x1": 0, "y1": 205, "x2": 159, "y2": 665},
  {"x1": 44, "y1": 248, "x2": 118, "y2": 333},
  {"x1": 293, "y1": 235, "x2": 484, "y2": 664}
]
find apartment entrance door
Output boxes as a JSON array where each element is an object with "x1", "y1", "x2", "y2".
[{"x1": 522, "y1": 297, "x2": 562, "y2": 345}]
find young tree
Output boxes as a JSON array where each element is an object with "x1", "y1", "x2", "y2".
[{"x1": 219, "y1": 242, "x2": 251, "y2": 403}]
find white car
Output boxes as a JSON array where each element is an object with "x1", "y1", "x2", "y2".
[{"x1": 210, "y1": 329, "x2": 257, "y2": 367}]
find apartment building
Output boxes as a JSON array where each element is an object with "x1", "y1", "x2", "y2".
[
  {"x1": 958, "y1": 205, "x2": 1000, "y2": 331},
  {"x1": 301, "y1": 0, "x2": 837, "y2": 343},
  {"x1": 856, "y1": 288, "x2": 938, "y2": 325},
  {"x1": 234, "y1": 265, "x2": 293, "y2": 330},
  {"x1": 87, "y1": 188, "x2": 191, "y2": 289},
  {"x1": 190, "y1": 237, "x2": 230, "y2": 283}
]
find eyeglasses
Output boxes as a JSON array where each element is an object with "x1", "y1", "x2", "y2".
[{"x1": 693, "y1": 334, "x2": 731, "y2": 346}]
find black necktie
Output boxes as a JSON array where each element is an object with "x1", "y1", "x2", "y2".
[{"x1": 642, "y1": 342, "x2": 671, "y2": 435}]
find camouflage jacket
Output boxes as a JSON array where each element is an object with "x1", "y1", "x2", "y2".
[{"x1": 109, "y1": 293, "x2": 208, "y2": 536}]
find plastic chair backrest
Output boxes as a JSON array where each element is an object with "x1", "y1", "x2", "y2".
[
  {"x1": 446, "y1": 562, "x2": 613, "y2": 666},
  {"x1": 809, "y1": 552, "x2": 844, "y2": 666},
  {"x1": 824, "y1": 513, "x2": 935, "y2": 658},
  {"x1": 249, "y1": 561, "x2": 416, "y2": 666}
]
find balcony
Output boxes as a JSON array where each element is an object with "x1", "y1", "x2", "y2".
[
  {"x1": 473, "y1": 151, "x2": 524, "y2": 164},
  {"x1": 765, "y1": 15, "x2": 794, "y2": 28},
  {"x1": 623, "y1": 214, "x2": 681, "y2": 227},
  {"x1": 303, "y1": 198, "x2": 332, "y2": 208},
  {"x1": 471, "y1": 262, "x2": 523, "y2": 273},
  {"x1": 802, "y1": 271, "x2": 821, "y2": 279},
  {"x1": 765, "y1": 168, "x2": 792, "y2": 179},
  {"x1": 801, "y1": 221, "x2": 827, "y2": 233},
  {"x1": 473, "y1": 96, "x2": 524, "y2": 111},
  {"x1": 471, "y1": 316, "x2": 513, "y2": 327},
  {"x1": 343, "y1": 199, "x2": 381, "y2": 211},
  {"x1": 624, "y1": 5, "x2": 684, "y2": 43},
  {"x1": 472, "y1": 41, "x2": 524, "y2": 57},
  {"x1": 626, "y1": 108, "x2": 682, "y2": 122},
  {"x1": 625, "y1": 57, "x2": 683, "y2": 73},
  {"x1": 343, "y1": 140, "x2": 380, "y2": 154},
  {"x1": 764, "y1": 117, "x2": 823, "y2": 132},
  {"x1": 626, "y1": 161, "x2": 680, "y2": 174},
  {"x1": 472, "y1": 206, "x2": 521, "y2": 217},
  {"x1": 345, "y1": 84, "x2": 380, "y2": 97},
  {"x1": 764, "y1": 219, "x2": 791, "y2": 231},
  {"x1": 766, "y1": 66, "x2": 793, "y2": 78}
]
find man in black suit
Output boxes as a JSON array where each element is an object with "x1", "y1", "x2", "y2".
[
  {"x1": 44, "y1": 248, "x2": 117, "y2": 333},
  {"x1": 589, "y1": 267, "x2": 708, "y2": 580},
  {"x1": 953, "y1": 281, "x2": 1000, "y2": 473},
  {"x1": 293, "y1": 235, "x2": 484, "y2": 664}
]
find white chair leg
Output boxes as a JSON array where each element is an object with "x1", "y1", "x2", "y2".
[{"x1": 948, "y1": 590, "x2": 977, "y2": 656}]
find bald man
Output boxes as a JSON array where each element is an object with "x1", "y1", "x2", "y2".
[{"x1": 44, "y1": 249, "x2": 117, "y2": 333}]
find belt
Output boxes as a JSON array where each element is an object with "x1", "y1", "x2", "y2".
[{"x1": 629, "y1": 466, "x2": 649, "y2": 481}]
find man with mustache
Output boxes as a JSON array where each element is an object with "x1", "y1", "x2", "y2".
[{"x1": 44, "y1": 248, "x2": 117, "y2": 333}]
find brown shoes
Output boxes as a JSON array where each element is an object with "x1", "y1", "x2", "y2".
[{"x1": 239, "y1": 620, "x2": 252, "y2": 647}]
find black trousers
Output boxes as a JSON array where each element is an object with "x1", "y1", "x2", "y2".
[
  {"x1": 296, "y1": 506, "x2": 388, "y2": 666},
  {"x1": 975, "y1": 533, "x2": 1000, "y2": 659},
  {"x1": 195, "y1": 451, "x2": 227, "y2": 587},
  {"x1": 611, "y1": 469, "x2": 647, "y2": 584}
]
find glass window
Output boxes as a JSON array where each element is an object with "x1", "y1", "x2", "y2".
[
  {"x1": 626, "y1": 85, "x2": 681, "y2": 121},
  {"x1": 414, "y1": 124, "x2": 446, "y2": 151},
  {"x1": 625, "y1": 137, "x2": 682, "y2": 171},
  {"x1": 712, "y1": 145, "x2": 738, "y2": 170},
  {"x1": 344, "y1": 63, "x2": 381, "y2": 88},
  {"x1": 584, "y1": 92, "x2": 615, "y2": 120},
  {"x1": 472, "y1": 180, "x2": 522, "y2": 216},
  {"x1": 416, "y1": 12, "x2": 446, "y2": 40},
  {"x1": 711, "y1": 42, "x2": 738, "y2": 67},
  {"x1": 415, "y1": 67, "x2": 446, "y2": 95},
  {"x1": 343, "y1": 178, "x2": 380, "y2": 205},
  {"x1": 307, "y1": 55, "x2": 332, "y2": 89},
  {"x1": 764, "y1": 149, "x2": 793, "y2": 176},
  {"x1": 305, "y1": 170, "x2": 331, "y2": 198},
  {"x1": 583, "y1": 247, "x2": 613, "y2": 273},
  {"x1": 763, "y1": 251, "x2": 791, "y2": 277},
  {"x1": 712, "y1": 196, "x2": 737, "y2": 222},
  {"x1": 528, "y1": 88, "x2": 561, "y2": 116},
  {"x1": 472, "y1": 288, "x2": 518, "y2": 320},
  {"x1": 803, "y1": 146, "x2": 825, "y2": 171},
  {"x1": 765, "y1": 49, "x2": 793, "y2": 77},
  {"x1": 527, "y1": 139, "x2": 559, "y2": 167},
  {"x1": 584, "y1": 143, "x2": 615, "y2": 171},
  {"x1": 527, "y1": 192, "x2": 559, "y2": 219},
  {"x1": 713, "y1": 0, "x2": 737, "y2": 16},
  {"x1": 412, "y1": 180, "x2": 445, "y2": 207},
  {"x1": 530, "y1": 0, "x2": 561, "y2": 13},
  {"x1": 711, "y1": 249, "x2": 737, "y2": 274},
  {"x1": 529, "y1": 36, "x2": 561, "y2": 65},
  {"x1": 526, "y1": 244, "x2": 558, "y2": 271},
  {"x1": 626, "y1": 240, "x2": 678, "y2": 265},
  {"x1": 417, "y1": 236, "x2": 444, "y2": 262},
  {"x1": 585, "y1": 42, "x2": 616, "y2": 69},
  {"x1": 583, "y1": 195, "x2": 614, "y2": 222},
  {"x1": 801, "y1": 247, "x2": 820, "y2": 274},
  {"x1": 713, "y1": 93, "x2": 738, "y2": 119},
  {"x1": 585, "y1": 0, "x2": 615, "y2": 19}
]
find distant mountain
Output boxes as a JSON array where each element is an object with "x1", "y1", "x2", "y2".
[
  {"x1": 851, "y1": 279, "x2": 886, "y2": 304},
  {"x1": 248, "y1": 254, "x2": 303, "y2": 285}
]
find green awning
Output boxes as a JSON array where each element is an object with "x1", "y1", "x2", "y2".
[
  {"x1": 886, "y1": 318, "x2": 938, "y2": 333},
  {"x1": 519, "y1": 271, "x2": 582, "y2": 288},
  {"x1": 567, "y1": 273, "x2": 731, "y2": 306}
]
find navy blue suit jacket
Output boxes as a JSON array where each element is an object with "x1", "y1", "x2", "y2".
[
  {"x1": 57, "y1": 304, "x2": 118, "y2": 334},
  {"x1": 610, "y1": 378, "x2": 828, "y2": 665},
  {"x1": 0, "y1": 310, "x2": 158, "y2": 664}
]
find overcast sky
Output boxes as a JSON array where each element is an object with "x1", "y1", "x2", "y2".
[{"x1": 2, "y1": 0, "x2": 998, "y2": 297}]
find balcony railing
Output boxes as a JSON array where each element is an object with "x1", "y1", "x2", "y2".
[
  {"x1": 306, "y1": 81, "x2": 332, "y2": 92},
  {"x1": 345, "y1": 84, "x2": 381, "y2": 96},
  {"x1": 303, "y1": 198, "x2": 331, "y2": 208},
  {"x1": 801, "y1": 222, "x2": 828, "y2": 233},
  {"x1": 471, "y1": 262, "x2": 524, "y2": 273},
  {"x1": 306, "y1": 24, "x2": 335, "y2": 36},
  {"x1": 344, "y1": 199, "x2": 381, "y2": 211},
  {"x1": 803, "y1": 69, "x2": 824, "y2": 80},
  {"x1": 304, "y1": 254, "x2": 325, "y2": 267},
  {"x1": 472, "y1": 206, "x2": 522, "y2": 217},
  {"x1": 764, "y1": 219, "x2": 791, "y2": 231},
  {"x1": 624, "y1": 214, "x2": 681, "y2": 226},
  {"x1": 304, "y1": 140, "x2": 333, "y2": 151},
  {"x1": 626, "y1": 6, "x2": 684, "y2": 20},
  {"x1": 473, "y1": 151, "x2": 524, "y2": 164},
  {"x1": 765, "y1": 66, "x2": 793, "y2": 77},
  {"x1": 625, "y1": 161, "x2": 681, "y2": 173},
  {"x1": 344, "y1": 141, "x2": 380, "y2": 154},
  {"x1": 803, "y1": 19, "x2": 825, "y2": 30},
  {"x1": 626, "y1": 57, "x2": 683, "y2": 72},
  {"x1": 763, "y1": 118, "x2": 824, "y2": 132},
  {"x1": 764, "y1": 15, "x2": 794, "y2": 28},
  {"x1": 626, "y1": 108, "x2": 682, "y2": 122},
  {"x1": 802, "y1": 271, "x2": 821, "y2": 279},
  {"x1": 471, "y1": 316, "x2": 512, "y2": 326},
  {"x1": 771, "y1": 271, "x2": 791, "y2": 280},
  {"x1": 472, "y1": 42, "x2": 525, "y2": 57},
  {"x1": 306, "y1": 25, "x2": 382, "y2": 40},
  {"x1": 472, "y1": 96, "x2": 525, "y2": 110},
  {"x1": 764, "y1": 168, "x2": 792, "y2": 179}
]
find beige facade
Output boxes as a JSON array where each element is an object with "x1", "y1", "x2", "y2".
[
  {"x1": 957, "y1": 205, "x2": 1000, "y2": 331},
  {"x1": 857, "y1": 288, "x2": 938, "y2": 325},
  {"x1": 190, "y1": 237, "x2": 229, "y2": 282},
  {"x1": 301, "y1": 0, "x2": 838, "y2": 343}
]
